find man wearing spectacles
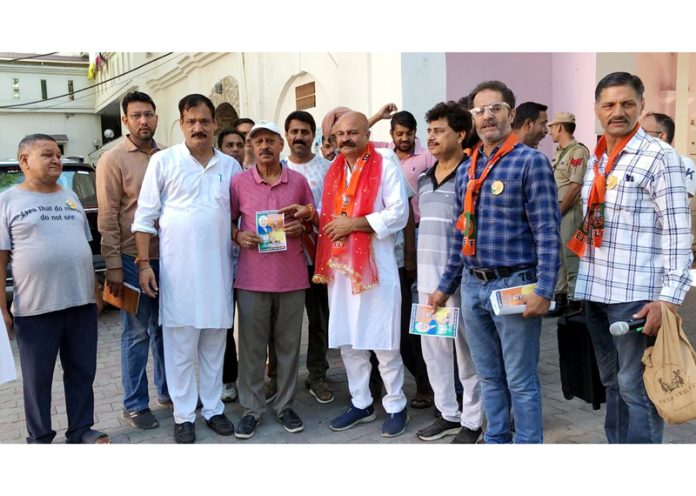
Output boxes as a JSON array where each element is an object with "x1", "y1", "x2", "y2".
[
  {"x1": 639, "y1": 112, "x2": 695, "y2": 199},
  {"x1": 511, "y1": 102, "x2": 549, "y2": 149},
  {"x1": 430, "y1": 80, "x2": 561, "y2": 443},
  {"x1": 96, "y1": 91, "x2": 170, "y2": 431}
]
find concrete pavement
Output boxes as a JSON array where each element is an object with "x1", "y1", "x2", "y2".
[{"x1": 2, "y1": 283, "x2": 696, "y2": 444}]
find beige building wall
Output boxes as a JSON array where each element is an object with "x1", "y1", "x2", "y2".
[{"x1": 93, "y1": 52, "x2": 403, "y2": 152}]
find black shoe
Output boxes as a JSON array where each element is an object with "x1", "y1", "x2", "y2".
[
  {"x1": 174, "y1": 421, "x2": 195, "y2": 444},
  {"x1": 451, "y1": 426, "x2": 483, "y2": 444},
  {"x1": 121, "y1": 408, "x2": 159, "y2": 430},
  {"x1": 235, "y1": 415, "x2": 258, "y2": 440},
  {"x1": 205, "y1": 414, "x2": 235, "y2": 436},
  {"x1": 544, "y1": 293, "x2": 568, "y2": 317},
  {"x1": 278, "y1": 408, "x2": 304, "y2": 433},
  {"x1": 417, "y1": 418, "x2": 461, "y2": 441}
]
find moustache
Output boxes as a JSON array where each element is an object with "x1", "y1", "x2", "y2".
[
  {"x1": 339, "y1": 140, "x2": 356, "y2": 148},
  {"x1": 609, "y1": 118, "x2": 628, "y2": 124},
  {"x1": 192, "y1": 132, "x2": 207, "y2": 138},
  {"x1": 292, "y1": 140, "x2": 308, "y2": 146}
]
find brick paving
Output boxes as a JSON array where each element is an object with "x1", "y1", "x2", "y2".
[{"x1": 2, "y1": 284, "x2": 696, "y2": 445}]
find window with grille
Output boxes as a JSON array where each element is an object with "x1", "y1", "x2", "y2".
[
  {"x1": 41, "y1": 80, "x2": 47, "y2": 100},
  {"x1": 295, "y1": 82, "x2": 316, "y2": 110},
  {"x1": 12, "y1": 78, "x2": 19, "y2": 99},
  {"x1": 68, "y1": 80, "x2": 74, "y2": 101}
]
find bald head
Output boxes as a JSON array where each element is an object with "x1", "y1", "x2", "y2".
[{"x1": 335, "y1": 111, "x2": 370, "y2": 162}]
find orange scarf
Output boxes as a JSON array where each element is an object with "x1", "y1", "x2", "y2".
[
  {"x1": 312, "y1": 143, "x2": 382, "y2": 294},
  {"x1": 567, "y1": 124, "x2": 639, "y2": 257},
  {"x1": 455, "y1": 133, "x2": 518, "y2": 255}
]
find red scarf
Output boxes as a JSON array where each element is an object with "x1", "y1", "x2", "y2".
[
  {"x1": 455, "y1": 133, "x2": 518, "y2": 255},
  {"x1": 312, "y1": 143, "x2": 382, "y2": 294},
  {"x1": 567, "y1": 124, "x2": 639, "y2": 257}
]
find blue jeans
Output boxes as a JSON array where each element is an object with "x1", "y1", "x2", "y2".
[
  {"x1": 584, "y1": 300, "x2": 663, "y2": 443},
  {"x1": 460, "y1": 268, "x2": 543, "y2": 443},
  {"x1": 121, "y1": 255, "x2": 168, "y2": 412}
]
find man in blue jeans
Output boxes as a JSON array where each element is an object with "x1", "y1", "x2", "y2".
[
  {"x1": 430, "y1": 81, "x2": 561, "y2": 443},
  {"x1": 96, "y1": 91, "x2": 170, "y2": 429},
  {"x1": 574, "y1": 72, "x2": 693, "y2": 443}
]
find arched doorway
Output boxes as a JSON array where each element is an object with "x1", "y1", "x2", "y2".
[{"x1": 215, "y1": 102, "x2": 239, "y2": 131}]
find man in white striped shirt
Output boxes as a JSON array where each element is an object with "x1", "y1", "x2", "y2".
[{"x1": 575, "y1": 72, "x2": 693, "y2": 444}]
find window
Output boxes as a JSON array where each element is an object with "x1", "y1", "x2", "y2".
[
  {"x1": 12, "y1": 78, "x2": 19, "y2": 99},
  {"x1": 41, "y1": 79, "x2": 47, "y2": 100},
  {"x1": 295, "y1": 82, "x2": 316, "y2": 110},
  {"x1": 68, "y1": 80, "x2": 74, "y2": 100}
]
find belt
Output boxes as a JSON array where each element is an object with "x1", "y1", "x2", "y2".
[{"x1": 468, "y1": 265, "x2": 534, "y2": 282}]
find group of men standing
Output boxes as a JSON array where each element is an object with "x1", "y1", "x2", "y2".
[{"x1": 1, "y1": 70, "x2": 693, "y2": 445}]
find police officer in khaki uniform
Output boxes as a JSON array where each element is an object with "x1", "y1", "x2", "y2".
[{"x1": 547, "y1": 112, "x2": 589, "y2": 316}]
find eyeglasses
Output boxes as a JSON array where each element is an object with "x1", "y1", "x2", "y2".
[
  {"x1": 128, "y1": 112, "x2": 155, "y2": 120},
  {"x1": 469, "y1": 102, "x2": 510, "y2": 118}
]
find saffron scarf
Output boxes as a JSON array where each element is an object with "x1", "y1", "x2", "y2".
[
  {"x1": 312, "y1": 143, "x2": 382, "y2": 294},
  {"x1": 567, "y1": 124, "x2": 639, "y2": 257},
  {"x1": 455, "y1": 133, "x2": 518, "y2": 255}
]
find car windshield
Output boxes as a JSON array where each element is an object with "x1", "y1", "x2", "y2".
[{"x1": 0, "y1": 168, "x2": 97, "y2": 206}]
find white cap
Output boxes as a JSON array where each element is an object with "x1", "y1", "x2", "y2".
[{"x1": 248, "y1": 120, "x2": 282, "y2": 139}]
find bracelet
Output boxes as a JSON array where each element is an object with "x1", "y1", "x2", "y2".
[
  {"x1": 134, "y1": 256, "x2": 150, "y2": 266},
  {"x1": 303, "y1": 204, "x2": 315, "y2": 222}
]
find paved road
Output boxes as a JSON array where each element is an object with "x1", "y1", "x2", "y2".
[{"x1": 2, "y1": 281, "x2": 696, "y2": 445}]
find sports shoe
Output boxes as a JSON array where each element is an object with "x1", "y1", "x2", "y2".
[
  {"x1": 264, "y1": 381, "x2": 278, "y2": 404},
  {"x1": 306, "y1": 380, "x2": 334, "y2": 404},
  {"x1": 329, "y1": 404, "x2": 376, "y2": 431},
  {"x1": 221, "y1": 382, "x2": 238, "y2": 403},
  {"x1": 156, "y1": 397, "x2": 173, "y2": 408},
  {"x1": 277, "y1": 408, "x2": 304, "y2": 433},
  {"x1": 416, "y1": 417, "x2": 462, "y2": 441},
  {"x1": 451, "y1": 426, "x2": 483, "y2": 444},
  {"x1": 174, "y1": 421, "x2": 195, "y2": 444},
  {"x1": 205, "y1": 414, "x2": 235, "y2": 436},
  {"x1": 121, "y1": 408, "x2": 159, "y2": 430},
  {"x1": 381, "y1": 407, "x2": 408, "y2": 437},
  {"x1": 235, "y1": 415, "x2": 258, "y2": 440}
]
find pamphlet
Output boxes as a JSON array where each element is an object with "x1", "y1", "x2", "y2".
[
  {"x1": 490, "y1": 283, "x2": 555, "y2": 316},
  {"x1": 409, "y1": 304, "x2": 459, "y2": 338},
  {"x1": 103, "y1": 281, "x2": 141, "y2": 314},
  {"x1": 256, "y1": 210, "x2": 287, "y2": 253}
]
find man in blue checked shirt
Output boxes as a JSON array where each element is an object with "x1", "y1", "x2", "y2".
[
  {"x1": 574, "y1": 72, "x2": 692, "y2": 444},
  {"x1": 430, "y1": 80, "x2": 561, "y2": 444}
]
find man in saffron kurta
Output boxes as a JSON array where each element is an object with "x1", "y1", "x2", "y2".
[{"x1": 313, "y1": 112, "x2": 411, "y2": 437}]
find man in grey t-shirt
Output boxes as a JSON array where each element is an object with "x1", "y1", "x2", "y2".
[{"x1": 0, "y1": 134, "x2": 109, "y2": 444}]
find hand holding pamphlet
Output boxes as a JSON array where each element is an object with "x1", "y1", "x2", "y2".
[
  {"x1": 102, "y1": 282, "x2": 141, "y2": 314},
  {"x1": 256, "y1": 210, "x2": 287, "y2": 253},
  {"x1": 409, "y1": 304, "x2": 459, "y2": 338},
  {"x1": 490, "y1": 283, "x2": 555, "y2": 316}
]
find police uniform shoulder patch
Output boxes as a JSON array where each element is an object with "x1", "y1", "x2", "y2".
[{"x1": 570, "y1": 157, "x2": 583, "y2": 166}]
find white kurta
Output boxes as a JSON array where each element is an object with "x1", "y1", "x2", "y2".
[
  {"x1": 327, "y1": 148, "x2": 409, "y2": 351},
  {"x1": 132, "y1": 143, "x2": 242, "y2": 329}
]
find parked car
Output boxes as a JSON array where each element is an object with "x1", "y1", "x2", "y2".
[{"x1": 1, "y1": 157, "x2": 105, "y2": 299}]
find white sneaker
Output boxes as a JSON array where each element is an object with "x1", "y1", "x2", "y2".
[{"x1": 221, "y1": 382, "x2": 238, "y2": 403}]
